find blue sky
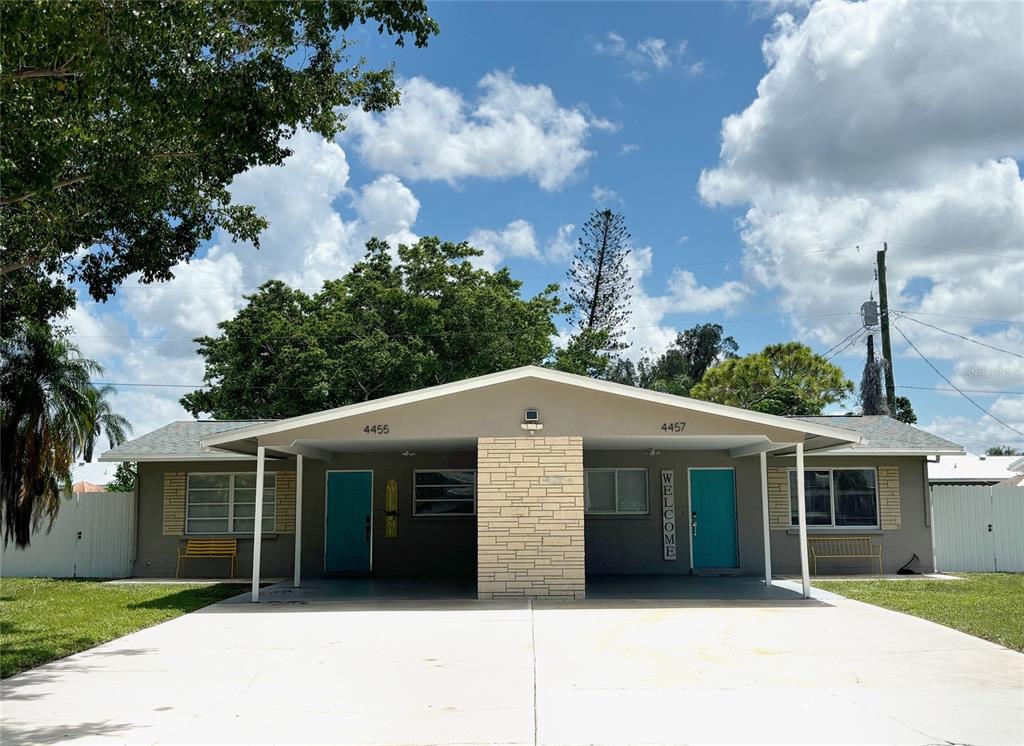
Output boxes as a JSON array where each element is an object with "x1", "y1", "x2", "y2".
[{"x1": 71, "y1": 1, "x2": 1024, "y2": 455}]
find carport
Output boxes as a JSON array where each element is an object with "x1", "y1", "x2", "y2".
[{"x1": 194, "y1": 368, "x2": 863, "y2": 603}]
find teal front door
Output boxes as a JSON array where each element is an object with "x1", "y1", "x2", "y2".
[
  {"x1": 325, "y1": 471, "x2": 372, "y2": 574},
  {"x1": 689, "y1": 469, "x2": 738, "y2": 569}
]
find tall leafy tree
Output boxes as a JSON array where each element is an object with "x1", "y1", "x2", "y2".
[
  {"x1": 1, "y1": 325, "x2": 129, "y2": 547},
  {"x1": 563, "y1": 210, "x2": 633, "y2": 356},
  {"x1": 0, "y1": 0, "x2": 438, "y2": 334},
  {"x1": 893, "y1": 395, "x2": 918, "y2": 424},
  {"x1": 183, "y1": 237, "x2": 567, "y2": 419},
  {"x1": 106, "y1": 463, "x2": 137, "y2": 493},
  {"x1": 689, "y1": 342, "x2": 854, "y2": 415}
]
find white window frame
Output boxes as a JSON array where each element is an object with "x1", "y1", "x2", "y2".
[
  {"x1": 186, "y1": 472, "x2": 277, "y2": 535},
  {"x1": 787, "y1": 466, "x2": 879, "y2": 529},
  {"x1": 584, "y1": 468, "x2": 650, "y2": 515},
  {"x1": 412, "y1": 469, "x2": 476, "y2": 517}
]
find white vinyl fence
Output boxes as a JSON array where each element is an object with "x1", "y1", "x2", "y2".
[
  {"x1": 931, "y1": 485, "x2": 1024, "y2": 572},
  {"x1": 1, "y1": 491, "x2": 135, "y2": 579}
]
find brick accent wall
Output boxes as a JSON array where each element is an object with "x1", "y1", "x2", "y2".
[
  {"x1": 878, "y1": 466, "x2": 901, "y2": 529},
  {"x1": 476, "y1": 436, "x2": 585, "y2": 600},
  {"x1": 276, "y1": 471, "x2": 296, "y2": 533},
  {"x1": 767, "y1": 467, "x2": 790, "y2": 529},
  {"x1": 768, "y1": 465, "x2": 901, "y2": 530},
  {"x1": 162, "y1": 472, "x2": 186, "y2": 536}
]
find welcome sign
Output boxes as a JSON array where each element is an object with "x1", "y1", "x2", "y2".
[{"x1": 661, "y1": 470, "x2": 677, "y2": 560}]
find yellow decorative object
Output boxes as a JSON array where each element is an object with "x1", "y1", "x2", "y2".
[{"x1": 385, "y1": 479, "x2": 399, "y2": 538}]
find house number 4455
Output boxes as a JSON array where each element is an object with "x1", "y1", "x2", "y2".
[{"x1": 363, "y1": 424, "x2": 390, "y2": 435}]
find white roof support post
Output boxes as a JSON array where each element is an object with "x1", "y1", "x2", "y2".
[
  {"x1": 795, "y1": 442, "x2": 811, "y2": 598},
  {"x1": 760, "y1": 451, "x2": 772, "y2": 587},
  {"x1": 293, "y1": 453, "x2": 303, "y2": 588},
  {"x1": 251, "y1": 445, "x2": 266, "y2": 603}
]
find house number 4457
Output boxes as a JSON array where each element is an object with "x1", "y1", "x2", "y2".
[{"x1": 661, "y1": 422, "x2": 686, "y2": 432}]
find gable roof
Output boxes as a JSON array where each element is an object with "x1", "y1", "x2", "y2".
[
  {"x1": 101, "y1": 420, "x2": 269, "y2": 461},
  {"x1": 100, "y1": 367, "x2": 965, "y2": 462},
  {"x1": 792, "y1": 415, "x2": 963, "y2": 455},
  {"x1": 198, "y1": 366, "x2": 864, "y2": 450}
]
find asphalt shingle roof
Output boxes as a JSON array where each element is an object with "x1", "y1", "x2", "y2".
[
  {"x1": 101, "y1": 420, "x2": 270, "y2": 460},
  {"x1": 792, "y1": 415, "x2": 963, "y2": 453},
  {"x1": 103, "y1": 413, "x2": 963, "y2": 461}
]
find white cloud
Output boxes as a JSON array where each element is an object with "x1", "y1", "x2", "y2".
[
  {"x1": 591, "y1": 32, "x2": 702, "y2": 82},
  {"x1": 926, "y1": 394, "x2": 1024, "y2": 453},
  {"x1": 69, "y1": 130, "x2": 425, "y2": 435},
  {"x1": 620, "y1": 247, "x2": 750, "y2": 355},
  {"x1": 467, "y1": 219, "x2": 540, "y2": 271},
  {"x1": 591, "y1": 185, "x2": 621, "y2": 205},
  {"x1": 344, "y1": 71, "x2": 608, "y2": 191},
  {"x1": 698, "y1": 0, "x2": 1024, "y2": 351},
  {"x1": 547, "y1": 223, "x2": 577, "y2": 263},
  {"x1": 619, "y1": 143, "x2": 640, "y2": 156}
]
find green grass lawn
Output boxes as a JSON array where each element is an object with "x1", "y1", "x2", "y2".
[
  {"x1": 815, "y1": 573, "x2": 1024, "y2": 652},
  {"x1": 0, "y1": 578, "x2": 245, "y2": 678}
]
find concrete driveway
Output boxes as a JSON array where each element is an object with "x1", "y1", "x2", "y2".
[{"x1": 2, "y1": 582, "x2": 1022, "y2": 745}]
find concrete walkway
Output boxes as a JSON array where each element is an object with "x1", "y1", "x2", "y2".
[{"x1": 2, "y1": 584, "x2": 1021, "y2": 745}]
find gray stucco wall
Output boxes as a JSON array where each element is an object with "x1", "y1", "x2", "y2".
[
  {"x1": 135, "y1": 451, "x2": 478, "y2": 580},
  {"x1": 135, "y1": 451, "x2": 932, "y2": 579}
]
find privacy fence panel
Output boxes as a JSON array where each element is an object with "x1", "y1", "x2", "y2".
[
  {"x1": 1, "y1": 491, "x2": 134, "y2": 579},
  {"x1": 931, "y1": 485, "x2": 1023, "y2": 573}
]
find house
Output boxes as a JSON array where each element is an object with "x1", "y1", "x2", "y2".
[
  {"x1": 100, "y1": 366, "x2": 964, "y2": 601},
  {"x1": 70, "y1": 460, "x2": 121, "y2": 492},
  {"x1": 928, "y1": 454, "x2": 1022, "y2": 486}
]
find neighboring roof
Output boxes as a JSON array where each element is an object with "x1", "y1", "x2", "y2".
[
  {"x1": 928, "y1": 455, "x2": 1022, "y2": 483},
  {"x1": 1009, "y1": 456, "x2": 1024, "y2": 473},
  {"x1": 71, "y1": 461, "x2": 120, "y2": 486},
  {"x1": 792, "y1": 415, "x2": 964, "y2": 455},
  {"x1": 100, "y1": 420, "x2": 270, "y2": 462},
  {"x1": 200, "y1": 366, "x2": 864, "y2": 452},
  {"x1": 72, "y1": 481, "x2": 108, "y2": 493}
]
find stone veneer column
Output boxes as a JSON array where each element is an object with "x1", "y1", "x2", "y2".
[{"x1": 476, "y1": 436, "x2": 585, "y2": 600}]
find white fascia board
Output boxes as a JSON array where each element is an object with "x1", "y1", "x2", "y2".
[
  {"x1": 98, "y1": 453, "x2": 257, "y2": 462},
  {"x1": 200, "y1": 366, "x2": 865, "y2": 448},
  {"x1": 772, "y1": 447, "x2": 964, "y2": 458}
]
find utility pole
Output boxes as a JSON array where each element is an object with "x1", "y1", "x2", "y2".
[{"x1": 876, "y1": 243, "x2": 897, "y2": 413}]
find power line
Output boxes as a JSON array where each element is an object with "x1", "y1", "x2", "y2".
[
  {"x1": 65, "y1": 312, "x2": 863, "y2": 342},
  {"x1": 895, "y1": 313, "x2": 1024, "y2": 360},
  {"x1": 891, "y1": 323, "x2": 1024, "y2": 438},
  {"x1": 898, "y1": 385, "x2": 1024, "y2": 396},
  {"x1": 894, "y1": 310, "x2": 1023, "y2": 326},
  {"x1": 824, "y1": 328, "x2": 868, "y2": 362},
  {"x1": 884, "y1": 240, "x2": 1022, "y2": 261}
]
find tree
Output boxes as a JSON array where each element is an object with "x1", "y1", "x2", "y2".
[
  {"x1": 0, "y1": 1, "x2": 438, "y2": 335},
  {"x1": 182, "y1": 237, "x2": 567, "y2": 419},
  {"x1": 562, "y1": 210, "x2": 633, "y2": 359},
  {"x1": 859, "y1": 335, "x2": 889, "y2": 415},
  {"x1": 689, "y1": 342, "x2": 854, "y2": 415},
  {"x1": 106, "y1": 463, "x2": 136, "y2": 493},
  {"x1": 1, "y1": 325, "x2": 129, "y2": 547},
  {"x1": 644, "y1": 324, "x2": 739, "y2": 396},
  {"x1": 894, "y1": 395, "x2": 918, "y2": 425},
  {"x1": 986, "y1": 445, "x2": 1022, "y2": 456},
  {"x1": 77, "y1": 385, "x2": 132, "y2": 462}
]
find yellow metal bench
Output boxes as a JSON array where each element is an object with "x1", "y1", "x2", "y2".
[
  {"x1": 808, "y1": 535, "x2": 882, "y2": 575},
  {"x1": 176, "y1": 538, "x2": 238, "y2": 578}
]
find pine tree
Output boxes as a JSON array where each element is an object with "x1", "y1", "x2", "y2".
[{"x1": 566, "y1": 209, "x2": 633, "y2": 353}]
